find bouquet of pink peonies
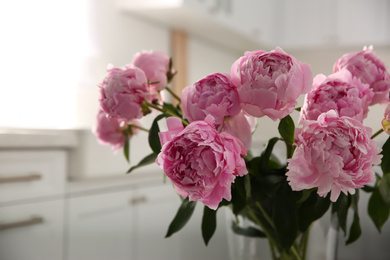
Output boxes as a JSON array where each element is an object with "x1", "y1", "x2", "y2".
[{"x1": 94, "y1": 46, "x2": 390, "y2": 260}]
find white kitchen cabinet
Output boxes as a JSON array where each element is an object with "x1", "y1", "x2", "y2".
[
  {"x1": 67, "y1": 188, "x2": 135, "y2": 260},
  {"x1": 0, "y1": 150, "x2": 67, "y2": 203},
  {"x1": 67, "y1": 181, "x2": 229, "y2": 260},
  {"x1": 67, "y1": 183, "x2": 182, "y2": 260},
  {"x1": 0, "y1": 132, "x2": 72, "y2": 260},
  {"x1": 0, "y1": 199, "x2": 65, "y2": 260},
  {"x1": 119, "y1": 0, "x2": 390, "y2": 50}
]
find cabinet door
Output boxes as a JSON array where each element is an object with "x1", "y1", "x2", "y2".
[
  {"x1": 135, "y1": 184, "x2": 229, "y2": 260},
  {"x1": 130, "y1": 184, "x2": 182, "y2": 260},
  {"x1": 0, "y1": 150, "x2": 67, "y2": 203},
  {"x1": 67, "y1": 188, "x2": 136, "y2": 260},
  {"x1": 67, "y1": 183, "x2": 229, "y2": 260},
  {"x1": 0, "y1": 199, "x2": 64, "y2": 260}
]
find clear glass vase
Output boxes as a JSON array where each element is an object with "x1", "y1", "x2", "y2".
[
  {"x1": 225, "y1": 209, "x2": 331, "y2": 260},
  {"x1": 226, "y1": 213, "x2": 271, "y2": 260}
]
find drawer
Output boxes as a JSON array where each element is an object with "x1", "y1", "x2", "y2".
[
  {"x1": 0, "y1": 150, "x2": 67, "y2": 203},
  {"x1": 0, "y1": 199, "x2": 64, "y2": 260}
]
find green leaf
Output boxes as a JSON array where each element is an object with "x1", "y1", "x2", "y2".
[
  {"x1": 381, "y1": 137, "x2": 390, "y2": 174},
  {"x1": 201, "y1": 206, "x2": 217, "y2": 246},
  {"x1": 231, "y1": 177, "x2": 247, "y2": 215},
  {"x1": 127, "y1": 153, "x2": 157, "y2": 174},
  {"x1": 258, "y1": 137, "x2": 280, "y2": 175},
  {"x1": 163, "y1": 102, "x2": 181, "y2": 117},
  {"x1": 250, "y1": 173, "x2": 285, "y2": 200},
  {"x1": 379, "y1": 174, "x2": 390, "y2": 207},
  {"x1": 346, "y1": 193, "x2": 361, "y2": 245},
  {"x1": 165, "y1": 198, "x2": 197, "y2": 238},
  {"x1": 266, "y1": 155, "x2": 282, "y2": 171},
  {"x1": 346, "y1": 211, "x2": 361, "y2": 245},
  {"x1": 231, "y1": 221, "x2": 266, "y2": 238},
  {"x1": 278, "y1": 115, "x2": 295, "y2": 145},
  {"x1": 297, "y1": 192, "x2": 331, "y2": 232},
  {"x1": 368, "y1": 187, "x2": 390, "y2": 232},
  {"x1": 123, "y1": 135, "x2": 130, "y2": 163},
  {"x1": 149, "y1": 114, "x2": 165, "y2": 154},
  {"x1": 332, "y1": 193, "x2": 350, "y2": 235},
  {"x1": 273, "y1": 183, "x2": 298, "y2": 249},
  {"x1": 362, "y1": 185, "x2": 376, "y2": 193}
]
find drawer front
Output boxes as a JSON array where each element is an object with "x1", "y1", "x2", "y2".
[
  {"x1": 0, "y1": 150, "x2": 67, "y2": 203},
  {"x1": 0, "y1": 199, "x2": 64, "y2": 260}
]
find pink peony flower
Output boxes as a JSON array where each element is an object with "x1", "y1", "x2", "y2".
[
  {"x1": 133, "y1": 50, "x2": 171, "y2": 91},
  {"x1": 287, "y1": 110, "x2": 381, "y2": 202},
  {"x1": 221, "y1": 111, "x2": 256, "y2": 150},
  {"x1": 181, "y1": 73, "x2": 255, "y2": 149},
  {"x1": 182, "y1": 73, "x2": 241, "y2": 129},
  {"x1": 333, "y1": 46, "x2": 390, "y2": 105},
  {"x1": 93, "y1": 110, "x2": 139, "y2": 153},
  {"x1": 382, "y1": 103, "x2": 390, "y2": 134},
  {"x1": 156, "y1": 115, "x2": 248, "y2": 210},
  {"x1": 99, "y1": 65, "x2": 150, "y2": 121},
  {"x1": 231, "y1": 47, "x2": 312, "y2": 120},
  {"x1": 299, "y1": 70, "x2": 373, "y2": 123}
]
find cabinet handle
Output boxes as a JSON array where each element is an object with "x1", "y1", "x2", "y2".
[
  {"x1": 0, "y1": 216, "x2": 44, "y2": 231},
  {"x1": 0, "y1": 173, "x2": 42, "y2": 183},
  {"x1": 129, "y1": 196, "x2": 147, "y2": 205}
]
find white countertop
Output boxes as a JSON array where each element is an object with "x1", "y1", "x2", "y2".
[{"x1": 0, "y1": 129, "x2": 79, "y2": 149}]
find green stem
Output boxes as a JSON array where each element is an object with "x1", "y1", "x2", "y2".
[
  {"x1": 144, "y1": 101, "x2": 189, "y2": 126},
  {"x1": 371, "y1": 128, "x2": 384, "y2": 139},
  {"x1": 129, "y1": 124, "x2": 149, "y2": 132},
  {"x1": 145, "y1": 101, "x2": 165, "y2": 113},
  {"x1": 285, "y1": 142, "x2": 294, "y2": 159},
  {"x1": 165, "y1": 86, "x2": 181, "y2": 103},
  {"x1": 290, "y1": 246, "x2": 303, "y2": 260},
  {"x1": 255, "y1": 202, "x2": 275, "y2": 229},
  {"x1": 268, "y1": 240, "x2": 278, "y2": 260},
  {"x1": 247, "y1": 206, "x2": 279, "y2": 254},
  {"x1": 300, "y1": 226, "x2": 311, "y2": 260}
]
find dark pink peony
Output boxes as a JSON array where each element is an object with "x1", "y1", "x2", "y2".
[
  {"x1": 231, "y1": 47, "x2": 312, "y2": 120},
  {"x1": 181, "y1": 73, "x2": 255, "y2": 149},
  {"x1": 287, "y1": 110, "x2": 381, "y2": 202},
  {"x1": 93, "y1": 110, "x2": 139, "y2": 153},
  {"x1": 133, "y1": 50, "x2": 171, "y2": 91},
  {"x1": 333, "y1": 46, "x2": 390, "y2": 105},
  {"x1": 182, "y1": 73, "x2": 241, "y2": 129},
  {"x1": 299, "y1": 70, "x2": 373, "y2": 123},
  {"x1": 99, "y1": 65, "x2": 150, "y2": 121},
  {"x1": 157, "y1": 115, "x2": 247, "y2": 210}
]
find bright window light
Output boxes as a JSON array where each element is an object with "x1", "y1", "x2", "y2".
[{"x1": 0, "y1": 0, "x2": 92, "y2": 129}]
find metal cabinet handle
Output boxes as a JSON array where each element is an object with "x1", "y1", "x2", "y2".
[
  {"x1": 0, "y1": 216, "x2": 44, "y2": 231},
  {"x1": 129, "y1": 196, "x2": 147, "y2": 205},
  {"x1": 0, "y1": 173, "x2": 41, "y2": 184}
]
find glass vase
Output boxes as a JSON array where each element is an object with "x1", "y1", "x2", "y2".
[{"x1": 225, "y1": 209, "x2": 331, "y2": 260}]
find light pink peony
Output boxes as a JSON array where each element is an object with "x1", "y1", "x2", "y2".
[
  {"x1": 221, "y1": 111, "x2": 256, "y2": 150},
  {"x1": 181, "y1": 73, "x2": 255, "y2": 149},
  {"x1": 99, "y1": 65, "x2": 150, "y2": 121},
  {"x1": 287, "y1": 110, "x2": 381, "y2": 202},
  {"x1": 231, "y1": 47, "x2": 312, "y2": 120},
  {"x1": 93, "y1": 110, "x2": 139, "y2": 153},
  {"x1": 157, "y1": 115, "x2": 248, "y2": 210},
  {"x1": 299, "y1": 70, "x2": 373, "y2": 123},
  {"x1": 333, "y1": 46, "x2": 390, "y2": 105},
  {"x1": 133, "y1": 50, "x2": 171, "y2": 91}
]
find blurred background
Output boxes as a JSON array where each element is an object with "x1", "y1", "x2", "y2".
[{"x1": 0, "y1": 0, "x2": 389, "y2": 259}]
